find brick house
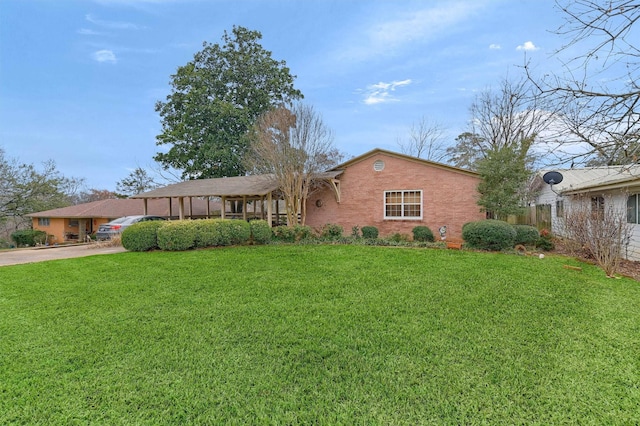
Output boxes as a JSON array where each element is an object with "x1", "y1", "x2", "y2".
[
  {"x1": 130, "y1": 149, "x2": 484, "y2": 241},
  {"x1": 305, "y1": 149, "x2": 484, "y2": 240}
]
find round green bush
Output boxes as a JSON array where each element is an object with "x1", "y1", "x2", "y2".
[
  {"x1": 193, "y1": 219, "x2": 223, "y2": 248},
  {"x1": 250, "y1": 220, "x2": 272, "y2": 244},
  {"x1": 11, "y1": 229, "x2": 47, "y2": 247},
  {"x1": 361, "y1": 226, "x2": 379, "y2": 239},
  {"x1": 512, "y1": 225, "x2": 539, "y2": 246},
  {"x1": 157, "y1": 220, "x2": 197, "y2": 251},
  {"x1": 462, "y1": 219, "x2": 516, "y2": 251},
  {"x1": 121, "y1": 221, "x2": 165, "y2": 252},
  {"x1": 412, "y1": 226, "x2": 435, "y2": 242},
  {"x1": 219, "y1": 220, "x2": 251, "y2": 245}
]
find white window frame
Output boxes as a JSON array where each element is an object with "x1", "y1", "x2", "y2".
[
  {"x1": 384, "y1": 190, "x2": 423, "y2": 220},
  {"x1": 38, "y1": 217, "x2": 50, "y2": 226}
]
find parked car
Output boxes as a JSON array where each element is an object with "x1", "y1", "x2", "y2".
[{"x1": 96, "y1": 215, "x2": 166, "y2": 240}]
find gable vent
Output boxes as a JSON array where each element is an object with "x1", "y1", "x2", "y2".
[{"x1": 373, "y1": 160, "x2": 385, "y2": 172}]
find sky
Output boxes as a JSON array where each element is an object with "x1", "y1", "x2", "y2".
[{"x1": 0, "y1": 0, "x2": 571, "y2": 191}]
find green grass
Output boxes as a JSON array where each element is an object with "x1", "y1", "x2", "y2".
[{"x1": 1, "y1": 245, "x2": 639, "y2": 424}]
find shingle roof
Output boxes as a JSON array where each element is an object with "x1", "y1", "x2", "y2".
[
  {"x1": 132, "y1": 172, "x2": 343, "y2": 199},
  {"x1": 539, "y1": 165, "x2": 640, "y2": 194},
  {"x1": 27, "y1": 198, "x2": 219, "y2": 218}
]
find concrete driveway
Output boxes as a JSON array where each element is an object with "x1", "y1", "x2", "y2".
[{"x1": 0, "y1": 244, "x2": 127, "y2": 267}]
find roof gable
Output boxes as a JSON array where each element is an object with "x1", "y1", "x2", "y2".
[{"x1": 333, "y1": 148, "x2": 479, "y2": 177}]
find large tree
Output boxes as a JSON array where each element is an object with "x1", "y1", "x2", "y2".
[
  {"x1": 116, "y1": 167, "x2": 159, "y2": 196},
  {"x1": 476, "y1": 143, "x2": 533, "y2": 219},
  {"x1": 154, "y1": 26, "x2": 303, "y2": 180},
  {"x1": 0, "y1": 148, "x2": 80, "y2": 233},
  {"x1": 397, "y1": 116, "x2": 448, "y2": 162},
  {"x1": 527, "y1": 0, "x2": 640, "y2": 165},
  {"x1": 446, "y1": 78, "x2": 550, "y2": 171},
  {"x1": 247, "y1": 103, "x2": 342, "y2": 226}
]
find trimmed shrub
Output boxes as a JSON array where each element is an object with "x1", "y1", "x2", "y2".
[
  {"x1": 217, "y1": 219, "x2": 251, "y2": 246},
  {"x1": 250, "y1": 220, "x2": 272, "y2": 244},
  {"x1": 157, "y1": 220, "x2": 197, "y2": 251},
  {"x1": 321, "y1": 223, "x2": 343, "y2": 239},
  {"x1": 11, "y1": 229, "x2": 47, "y2": 247},
  {"x1": 462, "y1": 219, "x2": 516, "y2": 251},
  {"x1": 412, "y1": 226, "x2": 435, "y2": 242},
  {"x1": 121, "y1": 221, "x2": 164, "y2": 252},
  {"x1": 193, "y1": 219, "x2": 223, "y2": 248},
  {"x1": 361, "y1": 226, "x2": 379, "y2": 239},
  {"x1": 512, "y1": 225, "x2": 540, "y2": 246}
]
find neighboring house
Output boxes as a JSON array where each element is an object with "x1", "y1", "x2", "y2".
[
  {"x1": 27, "y1": 198, "x2": 219, "y2": 244},
  {"x1": 305, "y1": 149, "x2": 485, "y2": 240},
  {"x1": 131, "y1": 149, "x2": 484, "y2": 241},
  {"x1": 534, "y1": 165, "x2": 640, "y2": 261}
]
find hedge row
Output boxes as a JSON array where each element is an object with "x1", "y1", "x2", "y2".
[
  {"x1": 124, "y1": 219, "x2": 551, "y2": 253},
  {"x1": 122, "y1": 219, "x2": 256, "y2": 252},
  {"x1": 462, "y1": 220, "x2": 552, "y2": 251}
]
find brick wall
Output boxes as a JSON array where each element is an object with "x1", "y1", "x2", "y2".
[{"x1": 305, "y1": 152, "x2": 485, "y2": 240}]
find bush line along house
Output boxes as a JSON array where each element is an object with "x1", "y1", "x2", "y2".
[
  {"x1": 29, "y1": 149, "x2": 486, "y2": 242},
  {"x1": 534, "y1": 165, "x2": 640, "y2": 261}
]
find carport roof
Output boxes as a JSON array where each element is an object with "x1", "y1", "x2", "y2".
[{"x1": 131, "y1": 171, "x2": 343, "y2": 199}]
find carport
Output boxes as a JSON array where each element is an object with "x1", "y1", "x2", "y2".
[{"x1": 132, "y1": 173, "x2": 343, "y2": 226}]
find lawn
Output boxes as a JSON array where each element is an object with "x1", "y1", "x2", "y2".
[{"x1": 1, "y1": 245, "x2": 639, "y2": 424}]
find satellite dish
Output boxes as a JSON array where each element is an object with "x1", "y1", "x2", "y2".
[{"x1": 543, "y1": 171, "x2": 564, "y2": 185}]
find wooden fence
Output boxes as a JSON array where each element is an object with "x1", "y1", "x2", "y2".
[{"x1": 505, "y1": 204, "x2": 551, "y2": 230}]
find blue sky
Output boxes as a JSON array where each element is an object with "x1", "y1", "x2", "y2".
[{"x1": 0, "y1": 0, "x2": 568, "y2": 191}]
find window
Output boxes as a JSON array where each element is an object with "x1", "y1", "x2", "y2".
[
  {"x1": 556, "y1": 200, "x2": 564, "y2": 218},
  {"x1": 628, "y1": 194, "x2": 639, "y2": 224},
  {"x1": 384, "y1": 190, "x2": 422, "y2": 219},
  {"x1": 68, "y1": 220, "x2": 79, "y2": 228},
  {"x1": 591, "y1": 196, "x2": 605, "y2": 219},
  {"x1": 38, "y1": 218, "x2": 50, "y2": 226}
]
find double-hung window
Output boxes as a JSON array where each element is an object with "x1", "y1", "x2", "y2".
[
  {"x1": 384, "y1": 190, "x2": 422, "y2": 220},
  {"x1": 38, "y1": 218, "x2": 50, "y2": 226}
]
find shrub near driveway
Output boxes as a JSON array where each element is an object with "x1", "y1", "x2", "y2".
[{"x1": 121, "y1": 221, "x2": 165, "y2": 252}]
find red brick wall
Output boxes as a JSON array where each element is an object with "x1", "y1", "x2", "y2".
[{"x1": 305, "y1": 152, "x2": 485, "y2": 240}]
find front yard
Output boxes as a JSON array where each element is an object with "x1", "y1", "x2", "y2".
[{"x1": 1, "y1": 245, "x2": 638, "y2": 424}]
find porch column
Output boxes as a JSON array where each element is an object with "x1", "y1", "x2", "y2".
[
  {"x1": 267, "y1": 192, "x2": 273, "y2": 227},
  {"x1": 143, "y1": 199, "x2": 148, "y2": 215},
  {"x1": 178, "y1": 197, "x2": 185, "y2": 220},
  {"x1": 78, "y1": 219, "x2": 87, "y2": 242},
  {"x1": 242, "y1": 196, "x2": 247, "y2": 221},
  {"x1": 221, "y1": 196, "x2": 226, "y2": 219}
]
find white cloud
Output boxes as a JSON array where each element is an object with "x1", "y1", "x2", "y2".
[
  {"x1": 361, "y1": 79, "x2": 412, "y2": 105},
  {"x1": 92, "y1": 49, "x2": 117, "y2": 63},
  {"x1": 489, "y1": 43, "x2": 501, "y2": 50},
  {"x1": 77, "y1": 28, "x2": 104, "y2": 36},
  {"x1": 516, "y1": 41, "x2": 539, "y2": 51},
  {"x1": 85, "y1": 14, "x2": 141, "y2": 30},
  {"x1": 337, "y1": 1, "x2": 487, "y2": 63}
]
